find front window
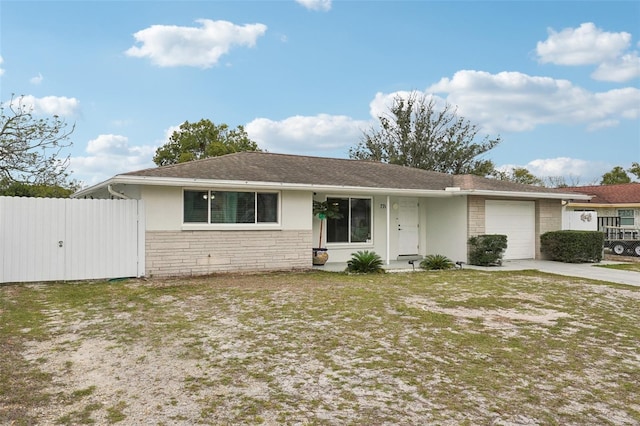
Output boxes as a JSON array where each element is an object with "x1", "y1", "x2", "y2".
[
  {"x1": 326, "y1": 197, "x2": 371, "y2": 243},
  {"x1": 618, "y1": 209, "x2": 635, "y2": 227},
  {"x1": 184, "y1": 190, "x2": 278, "y2": 224}
]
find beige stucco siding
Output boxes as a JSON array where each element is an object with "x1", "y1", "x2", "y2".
[
  {"x1": 424, "y1": 196, "x2": 468, "y2": 262},
  {"x1": 141, "y1": 186, "x2": 312, "y2": 231}
]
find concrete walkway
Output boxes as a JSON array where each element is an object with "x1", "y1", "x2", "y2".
[
  {"x1": 465, "y1": 259, "x2": 639, "y2": 287},
  {"x1": 318, "y1": 259, "x2": 639, "y2": 287}
]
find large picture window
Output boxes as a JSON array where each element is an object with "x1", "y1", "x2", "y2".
[
  {"x1": 618, "y1": 209, "x2": 635, "y2": 226},
  {"x1": 184, "y1": 190, "x2": 278, "y2": 224},
  {"x1": 326, "y1": 197, "x2": 371, "y2": 243}
]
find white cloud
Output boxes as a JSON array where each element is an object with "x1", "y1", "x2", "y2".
[
  {"x1": 296, "y1": 0, "x2": 332, "y2": 11},
  {"x1": 536, "y1": 22, "x2": 640, "y2": 83},
  {"x1": 125, "y1": 19, "x2": 267, "y2": 68},
  {"x1": 246, "y1": 114, "x2": 370, "y2": 156},
  {"x1": 591, "y1": 51, "x2": 640, "y2": 82},
  {"x1": 536, "y1": 22, "x2": 631, "y2": 66},
  {"x1": 499, "y1": 157, "x2": 608, "y2": 185},
  {"x1": 426, "y1": 70, "x2": 640, "y2": 133},
  {"x1": 7, "y1": 95, "x2": 80, "y2": 117},
  {"x1": 0, "y1": 55, "x2": 4, "y2": 76},
  {"x1": 70, "y1": 134, "x2": 156, "y2": 186},
  {"x1": 30, "y1": 72, "x2": 43, "y2": 85}
]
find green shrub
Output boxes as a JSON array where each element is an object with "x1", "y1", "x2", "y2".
[
  {"x1": 540, "y1": 230, "x2": 603, "y2": 263},
  {"x1": 468, "y1": 234, "x2": 507, "y2": 266},
  {"x1": 346, "y1": 250, "x2": 384, "y2": 274},
  {"x1": 420, "y1": 254, "x2": 454, "y2": 270}
]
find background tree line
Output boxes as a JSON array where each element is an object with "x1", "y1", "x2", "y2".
[{"x1": 2, "y1": 91, "x2": 637, "y2": 198}]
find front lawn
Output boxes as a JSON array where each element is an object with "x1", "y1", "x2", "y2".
[
  {"x1": 596, "y1": 262, "x2": 640, "y2": 272},
  {"x1": 1, "y1": 270, "x2": 638, "y2": 425}
]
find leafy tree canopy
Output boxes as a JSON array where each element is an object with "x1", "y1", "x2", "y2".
[
  {"x1": 0, "y1": 179, "x2": 77, "y2": 198},
  {"x1": 627, "y1": 162, "x2": 640, "y2": 181},
  {"x1": 349, "y1": 92, "x2": 501, "y2": 175},
  {"x1": 600, "y1": 166, "x2": 631, "y2": 185},
  {"x1": 153, "y1": 119, "x2": 261, "y2": 166},
  {"x1": 0, "y1": 94, "x2": 74, "y2": 186},
  {"x1": 493, "y1": 167, "x2": 544, "y2": 186}
]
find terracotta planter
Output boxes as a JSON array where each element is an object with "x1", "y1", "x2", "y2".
[{"x1": 312, "y1": 248, "x2": 329, "y2": 266}]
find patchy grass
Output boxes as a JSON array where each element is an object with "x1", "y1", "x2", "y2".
[
  {"x1": 596, "y1": 262, "x2": 640, "y2": 272},
  {"x1": 1, "y1": 270, "x2": 639, "y2": 425}
]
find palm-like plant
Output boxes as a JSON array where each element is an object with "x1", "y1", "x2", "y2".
[
  {"x1": 420, "y1": 254, "x2": 454, "y2": 270},
  {"x1": 346, "y1": 250, "x2": 384, "y2": 273},
  {"x1": 313, "y1": 200, "x2": 343, "y2": 248}
]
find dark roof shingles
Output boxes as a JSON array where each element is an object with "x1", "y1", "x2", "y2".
[{"x1": 123, "y1": 152, "x2": 568, "y2": 194}]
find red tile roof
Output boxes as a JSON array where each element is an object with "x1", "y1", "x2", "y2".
[{"x1": 564, "y1": 183, "x2": 640, "y2": 204}]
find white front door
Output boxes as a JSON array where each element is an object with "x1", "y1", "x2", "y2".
[{"x1": 397, "y1": 198, "x2": 419, "y2": 255}]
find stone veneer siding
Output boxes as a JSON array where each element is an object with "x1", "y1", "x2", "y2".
[
  {"x1": 146, "y1": 230, "x2": 313, "y2": 277},
  {"x1": 467, "y1": 195, "x2": 563, "y2": 260},
  {"x1": 536, "y1": 199, "x2": 562, "y2": 259}
]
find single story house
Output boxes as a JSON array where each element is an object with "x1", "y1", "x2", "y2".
[
  {"x1": 72, "y1": 152, "x2": 590, "y2": 277},
  {"x1": 564, "y1": 183, "x2": 640, "y2": 230}
]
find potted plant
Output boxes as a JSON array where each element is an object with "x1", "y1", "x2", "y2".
[{"x1": 312, "y1": 200, "x2": 343, "y2": 265}]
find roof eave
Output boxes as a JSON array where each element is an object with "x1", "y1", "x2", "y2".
[
  {"x1": 73, "y1": 175, "x2": 593, "y2": 200},
  {"x1": 460, "y1": 189, "x2": 592, "y2": 200},
  {"x1": 567, "y1": 202, "x2": 640, "y2": 208},
  {"x1": 71, "y1": 177, "x2": 118, "y2": 198},
  {"x1": 82, "y1": 175, "x2": 462, "y2": 197}
]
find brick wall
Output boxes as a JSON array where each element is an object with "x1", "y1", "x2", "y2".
[
  {"x1": 536, "y1": 199, "x2": 562, "y2": 259},
  {"x1": 467, "y1": 196, "x2": 485, "y2": 238},
  {"x1": 146, "y1": 230, "x2": 313, "y2": 277}
]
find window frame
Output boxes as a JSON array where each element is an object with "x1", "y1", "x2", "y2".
[
  {"x1": 618, "y1": 209, "x2": 635, "y2": 227},
  {"x1": 325, "y1": 196, "x2": 373, "y2": 246},
  {"x1": 182, "y1": 189, "x2": 281, "y2": 230}
]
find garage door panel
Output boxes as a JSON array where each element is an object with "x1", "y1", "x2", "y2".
[{"x1": 485, "y1": 200, "x2": 535, "y2": 260}]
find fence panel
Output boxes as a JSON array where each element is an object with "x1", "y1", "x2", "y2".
[
  {"x1": 562, "y1": 210, "x2": 598, "y2": 231},
  {"x1": 0, "y1": 197, "x2": 144, "y2": 283}
]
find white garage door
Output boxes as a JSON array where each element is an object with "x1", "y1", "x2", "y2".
[{"x1": 485, "y1": 200, "x2": 535, "y2": 260}]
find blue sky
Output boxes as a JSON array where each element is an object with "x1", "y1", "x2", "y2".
[{"x1": 1, "y1": 0, "x2": 639, "y2": 186}]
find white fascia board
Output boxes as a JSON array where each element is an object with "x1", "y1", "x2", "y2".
[
  {"x1": 72, "y1": 175, "x2": 592, "y2": 201},
  {"x1": 71, "y1": 178, "x2": 116, "y2": 198},
  {"x1": 568, "y1": 202, "x2": 640, "y2": 208},
  {"x1": 461, "y1": 189, "x2": 592, "y2": 200},
  {"x1": 82, "y1": 175, "x2": 458, "y2": 197}
]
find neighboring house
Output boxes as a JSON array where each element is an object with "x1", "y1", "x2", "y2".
[
  {"x1": 563, "y1": 183, "x2": 640, "y2": 230},
  {"x1": 72, "y1": 152, "x2": 590, "y2": 277}
]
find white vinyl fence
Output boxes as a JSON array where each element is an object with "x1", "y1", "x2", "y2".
[
  {"x1": 562, "y1": 210, "x2": 598, "y2": 231},
  {"x1": 0, "y1": 197, "x2": 144, "y2": 283}
]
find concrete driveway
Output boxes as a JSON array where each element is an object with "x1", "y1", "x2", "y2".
[
  {"x1": 467, "y1": 259, "x2": 639, "y2": 287},
  {"x1": 321, "y1": 259, "x2": 639, "y2": 287}
]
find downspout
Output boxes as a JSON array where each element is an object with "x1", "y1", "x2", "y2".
[
  {"x1": 386, "y1": 195, "x2": 391, "y2": 265},
  {"x1": 108, "y1": 184, "x2": 130, "y2": 199}
]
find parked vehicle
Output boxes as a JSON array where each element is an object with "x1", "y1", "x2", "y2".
[{"x1": 603, "y1": 226, "x2": 640, "y2": 257}]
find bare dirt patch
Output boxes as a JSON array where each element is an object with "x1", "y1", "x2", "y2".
[{"x1": 2, "y1": 271, "x2": 639, "y2": 425}]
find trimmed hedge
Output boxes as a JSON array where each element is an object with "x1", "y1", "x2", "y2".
[
  {"x1": 540, "y1": 230, "x2": 604, "y2": 263},
  {"x1": 468, "y1": 234, "x2": 507, "y2": 266}
]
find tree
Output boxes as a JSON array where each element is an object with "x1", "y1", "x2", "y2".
[
  {"x1": 493, "y1": 167, "x2": 544, "y2": 186},
  {"x1": 628, "y1": 162, "x2": 640, "y2": 181},
  {"x1": 600, "y1": 166, "x2": 631, "y2": 185},
  {"x1": 349, "y1": 92, "x2": 501, "y2": 175},
  {"x1": 0, "y1": 179, "x2": 78, "y2": 197},
  {"x1": 153, "y1": 119, "x2": 261, "y2": 166},
  {"x1": 0, "y1": 94, "x2": 74, "y2": 186}
]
